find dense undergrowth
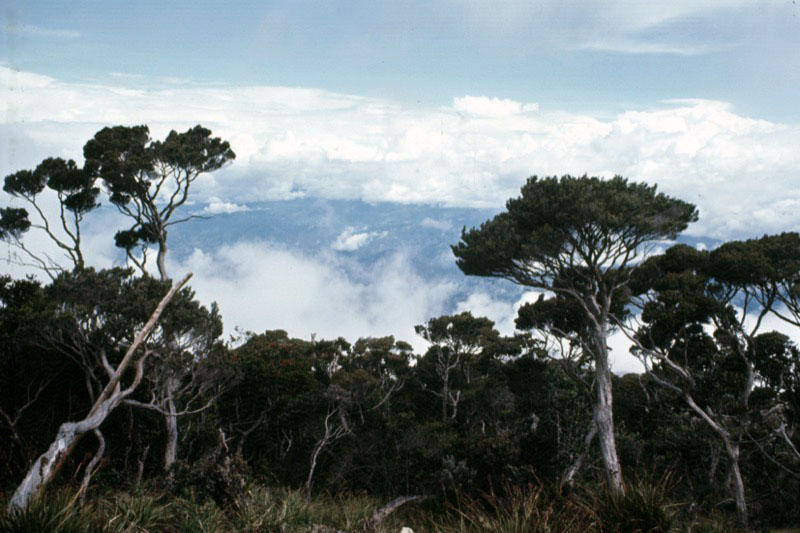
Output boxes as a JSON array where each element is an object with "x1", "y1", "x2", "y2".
[{"x1": 2, "y1": 475, "x2": 749, "y2": 532}]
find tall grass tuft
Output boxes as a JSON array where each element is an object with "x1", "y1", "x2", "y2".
[
  {"x1": 441, "y1": 483, "x2": 596, "y2": 532},
  {"x1": 101, "y1": 492, "x2": 173, "y2": 532},
  {"x1": 0, "y1": 489, "x2": 99, "y2": 533},
  {"x1": 231, "y1": 486, "x2": 392, "y2": 532},
  {"x1": 587, "y1": 471, "x2": 677, "y2": 532},
  {"x1": 171, "y1": 498, "x2": 229, "y2": 532}
]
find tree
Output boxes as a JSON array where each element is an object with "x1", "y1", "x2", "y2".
[
  {"x1": 218, "y1": 331, "x2": 328, "y2": 486},
  {"x1": 415, "y1": 312, "x2": 500, "y2": 421},
  {"x1": 83, "y1": 124, "x2": 235, "y2": 280},
  {"x1": 626, "y1": 238, "x2": 800, "y2": 526},
  {"x1": 43, "y1": 267, "x2": 231, "y2": 471},
  {"x1": 7, "y1": 272, "x2": 192, "y2": 511},
  {"x1": 79, "y1": 124, "x2": 234, "y2": 469},
  {"x1": 452, "y1": 175, "x2": 697, "y2": 493},
  {"x1": 1, "y1": 158, "x2": 99, "y2": 277}
]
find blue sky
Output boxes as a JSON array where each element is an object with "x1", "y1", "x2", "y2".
[{"x1": 4, "y1": 0, "x2": 799, "y2": 120}]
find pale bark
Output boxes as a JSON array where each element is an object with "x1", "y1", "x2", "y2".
[
  {"x1": 135, "y1": 445, "x2": 150, "y2": 487},
  {"x1": 156, "y1": 237, "x2": 168, "y2": 282},
  {"x1": 727, "y1": 443, "x2": 747, "y2": 528},
  {"x1": 683, "y1": 393, "x2": 748, "y2": 526},
  {"x1": 367, "y1": 495, "x2": 431, "y2": 528},
  {"x1": 595, "y1": 360, "x2": 623, "y2": 494},
  {"x1": 77, "y1": 429, "x2": 105, "y2": 504},
  {"x1": 593, "y1": 321, "x2": 624, "y2": 494},
  {"x1": 7, "y1": 273, "x2": 192, "y2": 512},
  {"x1": 164, "y1": 388, "x2": 178, "y2": 471},
  {"x1": 305, "y1": 407, "x2": 349, "y2": 498},
  {"x1": 563, "y1": 422, "x2": 597, "y2": 485},
  {"x1": 163, "y1": 377, "x2": 179, "y2": 470},
  {"x1": 436, "y1": 347, "x2": 461, "y2": 421}
]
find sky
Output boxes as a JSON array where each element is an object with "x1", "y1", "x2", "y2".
[{"x1": 2, "y1": 0, "x2": 800, "y2": 371}]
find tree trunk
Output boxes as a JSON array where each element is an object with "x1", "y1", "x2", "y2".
[
  {"x1": 156, "y1": 236, "x2": 169, "y2": 282},
  {"x1": 563, "y1": 422, "x2": 597, "y2": 486},
  {"x1": 725, "y1": 441, "x2": 748, "y2": 527},
  {"x1": 163, "y1": 377, "x2": 179, "y2": 471},
  {"x1": 8, "y1": 403, "x2": 112, "y2": 510},
  {"x1": 708, "y1": 441, "x2": 721, "y2": 485},
  {"x1": 593, "y1": 327, "x2": 624, "y2": 494},
  {"x1": 682, "y1": 393, "x2": 748, "y2": 528},
  {"x1": 594, "y1": 373, "x2": 623, "y2": 494},
  {"x1": 441, "y1": 372, "x2": 449, "y2": 422},
  {"x1": 7, "y1": 273, "x2": 191, "y2": 512}
]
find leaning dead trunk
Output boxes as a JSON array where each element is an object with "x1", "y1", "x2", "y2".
[
  {"x1": 305, "y1": 407, "x2": 349, "y2": 498},
  {"x1": 7, "y1": 273, "x2": 192, "y2": 512}
]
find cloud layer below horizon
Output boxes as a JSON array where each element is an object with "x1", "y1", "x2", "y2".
[
  {"x1": 3, "y1": 66, "x2": 799, "y2": 243},
  {"x1": 3, "y1": 66, "x2": 800, "y2": 373}
]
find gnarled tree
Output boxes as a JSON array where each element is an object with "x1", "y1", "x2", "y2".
[
  {"x1": 83, "y1": 124, "x2": 235, "y2": 281},
  {"x1": 625, "y1": 237, "x2": 800, "y2": 527},
  {"x1": 1, "y1": 158, "x2": 99, "y2": 277},
  {"x1": 82, "y1": 124, "x2": 235, "y2": 469},
  {"x1": 7, "y1": 272, "x2": 192, "y2": 511},
  {"x1": 452, "y1": 175, "x2": 697, "y2": 494}
]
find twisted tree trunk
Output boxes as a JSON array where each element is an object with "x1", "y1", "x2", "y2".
[{"x1": 7, "y1": 273, "x2": 191, "y2": 512}]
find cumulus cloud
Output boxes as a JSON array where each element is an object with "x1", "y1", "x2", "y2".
[
  {"x1": 2, "y1": 66, "x2": 800, "y2": 242},
  {"x1": 453, "y1": 96, "x2": 535, "y2": 117}
]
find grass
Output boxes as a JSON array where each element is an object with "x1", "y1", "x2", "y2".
[
  {"x1": 0, "y1": 489, "x2": 100, "y2": 533},
  {"x1": 438, "y1": 483, "x2": 596, "y2": 532},
  {"x1": 1, "y1": 485, "x2": 412, "y2": 532},
  {"x1": 585, "y1": 472, "x2": 678, "y2": 532},
  {"x1": 0, "y1": 476, "x2": 757, "y2": 532}
]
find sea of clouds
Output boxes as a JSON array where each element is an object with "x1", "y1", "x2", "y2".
[{"x1": 2, "y1": 66, "x2": 799, "y2": 372}]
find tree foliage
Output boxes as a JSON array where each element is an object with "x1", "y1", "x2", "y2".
[{"x1": 83, "y1": 124, "x2": 235, "y2": 279}]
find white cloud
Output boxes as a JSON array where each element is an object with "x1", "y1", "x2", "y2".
[
  {"x1": 453, "y1": 96, "x2": 532, "y2": 117},
  {"x1": 331, "y1": 227, "x2": 387, "y2": 251},
  {"x1": 420, "y1": 217, "x2": 452, "y2": 232},
  {"x1": 2, "y1": 67, "x2": 800, "y2": 242},
  {"x1": 455, "y1": 290, "x2": 538, "y2": 335},
  {"x1": 199, "y1": 198, "x2": 250, "y2": 215},
  {"x1": 170, "y1": 242, "x2": 456, "y2": 353},
  {"x1": 574, "y1": 39, "x2": 714, "y2": 56}
]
